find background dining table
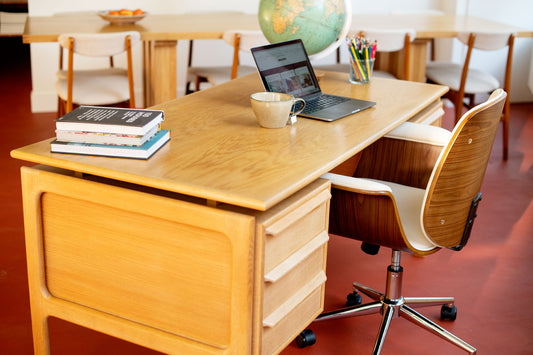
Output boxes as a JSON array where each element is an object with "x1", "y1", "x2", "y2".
[{"x1": 22, "y1": 12, "x2": 533, "y2": 106}]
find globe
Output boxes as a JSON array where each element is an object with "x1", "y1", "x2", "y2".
[{"x1": 258, "y1": 0, "x2": 351, "y2": 59}]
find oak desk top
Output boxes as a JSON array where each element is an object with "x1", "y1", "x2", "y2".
[
  {"x1": 22, "y1": 12, "x2": 533, "y2": 44},
  {"x1": 11, "y1": 73, "x2": 447, "y2": 211}
]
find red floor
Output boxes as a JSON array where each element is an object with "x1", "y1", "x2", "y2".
[{"x1": 1, "y1": 37, "x2": 532, "y2": 354}]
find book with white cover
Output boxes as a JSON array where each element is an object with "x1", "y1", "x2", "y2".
[
  {"x1": 55, "y1": 125, "x2": 160, "y2": 146},
  {"x1": 51, "y1": 130, "x2": 170, "y2": 159}
]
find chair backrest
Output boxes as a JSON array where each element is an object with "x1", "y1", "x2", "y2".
[
  {"x1": 348, "y1": 28, "x2": 416, "y2": 79},
  {"x1": 222, "y1": 30, "x2": 269, "y2": 79},
  {"x1": 456, "y1": 31, "x2": 515, "y2": 98},
  {"x1": 456, "y1": 31, "x2": 514, "y2": 51},
  {"x1": 421, "y1": 89, "x2": 507, "y2": 249},
  {"x1": 58, "y1": 31, "x2": 141, "y2": 57}
]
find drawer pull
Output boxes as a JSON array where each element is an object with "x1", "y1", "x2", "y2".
[
  {"x1": 264, "y1": 231, "x2": 329, "y2": 283},
  {"x1": 265, "y1": 189, "x2": 331, "y2": 237},
  {"x1": 262, "y1": 271, "x2": 326, "y2": 328}
]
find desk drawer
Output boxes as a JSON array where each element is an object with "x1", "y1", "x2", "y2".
[
  {"x1": 263, "y1": 188, "x2": 331, "y2": 274},
  {"x1": 256, "y1": 179, "x2": 330, "y2": 355},
  {"x1": 263, "y1": 231, "x2": 328, "y2": 317},
  {"x1": 262, "y1": 283, "x2": 324, "y2": 355}
]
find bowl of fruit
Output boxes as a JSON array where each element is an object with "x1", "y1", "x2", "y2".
[{"x1": 98, "y1": 9, "x2": 146, "y2": 25}]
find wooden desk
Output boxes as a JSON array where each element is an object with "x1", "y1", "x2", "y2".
[
  {"x1": 23, "y1": 12, "x2": 530, "y2": 105},
  {"x1": 12, "y1": 74, "x2": 447, "y2": 354}
]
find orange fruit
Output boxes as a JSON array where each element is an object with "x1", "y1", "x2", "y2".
[
  {"x1": 133, "y1": 9, "x2": 144, "y2": 15},
  {"x1": 108, "y1": 10, "x2": 119, "y2": 16},
  {"x1": 119, "y1": 9, "x2": 133, "y2": 16}
]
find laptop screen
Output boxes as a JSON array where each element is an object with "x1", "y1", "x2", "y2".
[{"x1": 251, "y1": 39, "x2": 322, "y2": 100}]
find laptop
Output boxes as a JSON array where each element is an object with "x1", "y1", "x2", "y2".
[{"x1": 251, "y1": 39, "x2": 376, "y2": 122}]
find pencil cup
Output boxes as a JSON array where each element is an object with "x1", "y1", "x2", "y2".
[{"x1": 349, "y1": 58, "x2": 375, "y2": 84}]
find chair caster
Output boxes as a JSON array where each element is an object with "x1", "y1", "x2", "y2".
[
  {"x1": 441, "y1": 304, "x2": 457, "y2": 321},
  {"x1": 346, "y1": 290, "x2": 363, "y2": 307},
  {"x1": 296, "y1": 329, "x2": 316, "y2": 348}
]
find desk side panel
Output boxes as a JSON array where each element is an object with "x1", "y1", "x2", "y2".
[{"x1": 21, "y1": 166, "x2": 255, "y2": 354}]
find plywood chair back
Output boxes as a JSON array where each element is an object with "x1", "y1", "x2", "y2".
[
  {"x1": 56, "y1": 31, "x2": 140, "y2": 115},
  {"x1": 422, "y1": 88, "x2": 506, "y2": 249}
]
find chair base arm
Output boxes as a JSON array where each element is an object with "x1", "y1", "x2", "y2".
[
  {"x1": 400, "y1": 305, "x2": 477, "y2": 354},
  {"x1": 309, "y1": 250, "x2": 476, "y2": 354}
]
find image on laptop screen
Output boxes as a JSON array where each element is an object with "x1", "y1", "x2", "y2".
[{"x1": 251, "y1": 40, "x2": 322, "y2": 100}]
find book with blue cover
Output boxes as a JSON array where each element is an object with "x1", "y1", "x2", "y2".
[{"x1": 50, "y1": 130, "x2": 170, "y2": 159}]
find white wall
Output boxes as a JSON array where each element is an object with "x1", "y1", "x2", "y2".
[{"x1": 27, "y1": 0, "x2": 533, "y2": 112}]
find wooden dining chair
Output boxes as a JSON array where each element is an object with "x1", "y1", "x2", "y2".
[
  {"x1": 186, "y1": 30, "x2": 268, "y2": 93},
  {"x1": 56, "y1": 31, "x2": 141, "y2": 116},
  {"x1": 426, "y1": 31, "x2": 515, "y2": 159},
  {"x1": 314, "y1": 28, "x2": 416, "y2": 80},
  {"x1": 297, "y1": 89, "x2": 507, "y2": 354}
]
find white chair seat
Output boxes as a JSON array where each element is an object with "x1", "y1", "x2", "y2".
[
  {"x1": 325, "y1": 172, "x2": 436, "y2": 252},
  {"x1": 188, "y1": 65, "x2": 257, "y2": 86},
  {"x1": 377, "y1": 180, "x2": 436, "y2": 252},
  {"x1": 56, "y1": 68, "x2": 130, "y2": 105},
  {"x1": 426, "y1": 61, "x2": 500, "y2": 93}
]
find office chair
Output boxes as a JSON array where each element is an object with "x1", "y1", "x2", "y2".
[
  {"x1": 186, "y1": 30, "x2": 268, "y2": 93},
  {"x1": 56, "y1": 31, "x2": 141, "y2": 116},
  {"x1": 315, "y1": 28, "x2": 416, "y2": 80},
  {"x1": 297, "y1": 89, "x2": 507, "y2": 354},
  {"x1": 426, "y1": 32, "x2": 515, "y2": 159}
]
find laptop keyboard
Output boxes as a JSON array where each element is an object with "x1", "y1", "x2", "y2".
[{"x1": 302, "y1": 95, "x2": 350, "y2": 114}]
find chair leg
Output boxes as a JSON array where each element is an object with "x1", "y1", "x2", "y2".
[
  {"x1": 373, "y1": 304, "x2": 395, "y2": 354},
  {"x1": 353, "y1": 281, "x2": 382, "y2": 300},
  {"x1": 502, "y1": 112, "x2": 509, "y2": 160},
  {"x1": 315, "y1": 300, "x2": 382, "y2": 322},
  {"x1": 57, "y1": 97, "x2": 65, "y2": 117},
  {"x1": 400, "y1": 305, "x2": 477, "y2": 354},
  {"x1": 403, "y1": 296, "x2": 455, "y2": 308}
]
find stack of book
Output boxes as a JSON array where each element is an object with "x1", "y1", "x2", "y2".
[{"x1": 51, "y1": 106, "x2": 170, "y2": 159}]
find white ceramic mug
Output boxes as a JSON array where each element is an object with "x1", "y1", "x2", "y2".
[{"x1": 250, "y1": 92, "x2": 306, "y2": 128}]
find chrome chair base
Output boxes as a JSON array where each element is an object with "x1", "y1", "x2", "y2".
[{"x1": 313, "y1": 250, "x2": 477, "y2": 354}]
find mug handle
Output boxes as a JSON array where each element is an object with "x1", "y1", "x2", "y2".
[{"x1": 291, "y1": 98, "x2": 306, "y2": 116}]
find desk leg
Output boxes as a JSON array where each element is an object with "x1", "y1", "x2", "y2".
[
  {"x1": 409, "y1": 39, "x2": 429, "y2": 82},
  {"x1": 143, "y1": 40, "x2": 177, "y2": 107}
]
